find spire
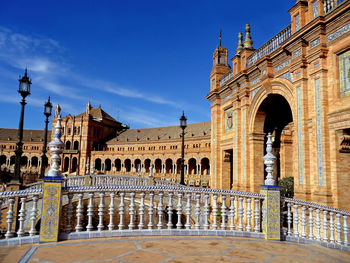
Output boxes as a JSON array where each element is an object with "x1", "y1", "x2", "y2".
[
  {"x1": 243, "y1": 24, "x2": 253, "y2": 48},
  {"x1": 236, "y1": 32, "x2": 243, "y2": 54},
  {"x1": 219, "y1": 29, "x2": 222, "y2": 46},
  {"x1": 86, "y1": 100, "x2": 91, "y2": 115}
]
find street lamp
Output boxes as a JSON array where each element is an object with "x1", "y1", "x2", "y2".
[
  {"x1": 179, "y1": 111, "x2": 187, "y2": 185},
  {"x1": 40, "y1": 97, "x2": 53, "y2": 179},
  {"x1": 14, "y1": 69, "x2": 31, "y2": 184}
]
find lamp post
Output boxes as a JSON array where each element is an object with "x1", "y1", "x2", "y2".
[
  {"x1": 179, "y1": 111, "x2": 187, "y2": 185},
  {"x1": 40, "y1": 97, "x2": 53, "y2": 179},
  {"x1": 14, "y1": 69, "x2": 31, "y2": 184}
]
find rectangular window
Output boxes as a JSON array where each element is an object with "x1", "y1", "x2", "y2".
[
  {"x1": 339, "y1": 50, "x2": 350, "y2": 98},
  {"x1": 242, "y1": 57, "x2": 246, "y2": 69},
  {"x1": 295, "y1": 14, "x2": 300, "y2": 32},
  {"x1": 234, "y1": 63, "x2": 237, "y2": 74},
  {"x1": 312, "y1": 1, "x2": 319, "y2": 19},
  {"x1": 212, "y1": 79, "x2": 215, "y2": 89}
]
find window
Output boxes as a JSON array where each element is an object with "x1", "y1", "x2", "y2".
[
  {"x1": 212, "y1": 79, "x2": 215, "y2": 89},
  {"x1": 339, "y1": 50, "x2": 350, "y2": 98},
  {"x1": 312, "y1": 1, "x2": 318, "y2": 19},
  {"x1": 68, "y1": 128, "x2": 71, "y2": 135},
  {"x1": 234, "y1": 63, "x2": 237, "y2": 74},
  {"x1": 242, "y1": 57, "x2": 246, "y2": 69},
  {"x1": 295, "y1": 14, "x2": 300, "y2": 32}
]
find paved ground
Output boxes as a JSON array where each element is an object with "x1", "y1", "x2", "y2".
[{"x1": 0, "y1": 236, "x2": 349, "y2": 263}]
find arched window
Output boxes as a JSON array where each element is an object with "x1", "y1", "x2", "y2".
[
  {"x1": 31, "y1": 156, "x2": 39, "y2": 167},
  {"x1": 95, "y1": 158, "x2": 102, "y2": 171},
  {"x1": 188, "y1": 158, "x2": 197, "y2": 174},
  {"x1": 165, "y1": 158, "x2": 173, "y2": 173},
  {"x1": 73, "y1": 141, "x2": 79, "y2": 150},
  {"x1": 72, "y1": 157, "x2": 78, "y2": 173},
  {"x1": 66, "y1": 141, "x2": 71, "y2": 150},
  {"x1": 134, "y1": 159, "x2": 141, "y2": 172},
  {"x1": 200, "y1": 158, "x2": 210, "y2": 175},
  {"x1": 125, "y1": 159, "x2": 131, "y2": 172},
  {"x1": 105, "y1": 159, "x2": 111, "y2": 171},
  {"x1": 115, "y1": 159, "x2": 121, "y2": 172},
  {"x1": 155, "y1": 159, "x2": 162, "y2": 173},
  {"x1": 144, "y1": 159, "x2": 151, "y2": 173},
  {"x1": 64, "y1": 157, "x2": 69, "y2": 172}
]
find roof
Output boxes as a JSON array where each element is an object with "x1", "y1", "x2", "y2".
[
  {"x1": 107, "y1": 121, "x2": 210, "y2": 144},
  {"x1": 75, "y1": 106, "x2": 119, "y2": 123},
  {"x1": 0, "y1": 128, "x2": 51, "y2": 142}
]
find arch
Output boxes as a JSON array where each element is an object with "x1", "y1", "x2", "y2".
[
  {"x1": 165, "y1": 158, "x2": 173, "y2": 173},
  {"x1": 144, "y1": 159, "x2": 151, "y2": 173},
  {"x1": 20, "y1": 156, "x2": 28, "y2": 167},
  {"x1": 188, "y1": 158, "x2": 197, "y2": 174},
  {"x1": 73, "y1": 141, "x2": 79, "y2": 150},
  {"x1": 0, "y1": 155, "x2": 6, "y2": 166},
  {"x1": 31, "y1": 156, "x2": 39, "y2": 167},
  {"x1": 155, "y1": 158, "x2": 162, "y2": 173},
  {"x1": 10, "y1": 156, "x2": 16, "y2": 166},
  {"x1": 95, "y1": 158, "x2": 102, "y2": 171},
  {"x1": 134, "y1": 159, "x2": 141, "y2": 172},
  {"x1": 71, "y1": 157, "x2": 78, "y2": 173},
  {"x1": 64, "y1": 157, "x2": 69, "y2": 172},
  {"x1": 125, "y1": 159, "x2": 131, "y2": 172},
  {"x1": 176, "y1": 158, "x2": 182, "y2": 174},
  {"x1": 66, "y1": 141, "x2": 71, "y2": 150},
  {"x1": 115, "y1": 159, "x2": 121, "y2": 172},
  {"x1": 105, "y1": 159, "x2": 111, "y2": 171},
  {"x1": 200, "y1": 157, "x2": 210, "y2": 175}
]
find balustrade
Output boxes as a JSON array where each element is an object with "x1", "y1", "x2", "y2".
[{"x1": 322, "y1": 0, "x2": 346, "y2": 14}]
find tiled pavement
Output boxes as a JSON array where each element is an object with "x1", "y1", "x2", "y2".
[{"x1": 0, "y1": 236, "x2": 349, "y2": 263}]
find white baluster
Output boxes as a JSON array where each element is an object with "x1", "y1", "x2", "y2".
[
  {"x1": 323, "y1": 210, "x2": 328, "y2": 242},
  {"x1": 287, "y1": 203, "x2": 292, "y2": 236},
  {"x1": 29, "y1": 195, "x2": 38, "y2": 236},
  {"x1": 75, "y1": 193, "x2": 84, "y2": 232},
  {"x1": 5, "y1": 198, "x2": 15, "y2": 238},
  {"x1": 97, "y1": 192, "x2": 105, "y2": 231},
  {"x1": 87, "y1": 193, "x2": 94, "y2": 232},
  {"x1": 344, "y1": 215, "x2": 348, "y2": 246},
  {"x1": 246, "y1": 198, "x2": 252, "y2": 232},
  {"x1": 221, "y1": 195, "x2": 227, "y2": 230},
  {"x1": 17, "y1": 197, "x2": 26, "y2": 237},
  {"x1": 157, "y1": 192, "x2": 164, "y2": 229},
  {"x1": 176, "y1": 193, "x2": 182, "y2": 229},
  {"x1": 118, "y1": 192, "x2": 125, "y2": 230},
  {"x1": 229, "y1": 195, "x2": 235, "y2": 231},
  {"x1": 336, "y1": 213, "x2": 342, "y2": 245},
  {"x1": 167, "y1": 192, "x2": 173, "y2": 229},
  {"x1": 238, "y1": 197, "x2": 244, "y2": 231},
  {"x1": 254, "y1": 198, "x2": 260, "y2": 233},
  {"x1": 129, "y1": 192, "x2": 136, "y2": 229},
  {"x1": 66, "y1": 193, "x2": 74, "y2": 233},
  {"x1": 315, "y1": 209, "x2": 321, "y2": 240},
  {"x1": 212, "y1": 194, "x2": 218, "y2": 230},
  {"x1": 185, "y1": 193, "x2": 191, "y2": 230},
  {"x1": 329, "y1": 212, "x2": 335, "y2": 243},
  {"x1": 293, "y1": 204, "x2": 299, "y2": 237},
  {"x1": 139, "y1": 192, "x2": 145, "y2": 229},
  {"x1": 195, "y1": 193, "x2": 201, "y2": 230},
  {"x1": 108, "y1": 192, "x2": 115, "y2": 230},
  {"x1": 301, "y1": 206, "x2": 306, "y2": 238},
  {"x1": 148, "y1": 192, "x2": 154, "y2": 229},
  {"x1": 308, "y1": 207, "x2": 314, "y2": 240},
  {"x1": 204, "y1": 194, "x2": 209, "y2": 230}
]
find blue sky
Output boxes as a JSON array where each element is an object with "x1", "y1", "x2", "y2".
[{"x1": 0, "y1": 0, "x2": 293, "y2": 130}]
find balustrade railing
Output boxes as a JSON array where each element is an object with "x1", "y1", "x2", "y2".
[
  {"x1": 282, "y1": 197, "x2": 349, "y2": 248},
  {"x1": 322, "y1": 0, "x2": 347, "y2": 14}
]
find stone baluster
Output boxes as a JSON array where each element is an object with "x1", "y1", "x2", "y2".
[
  {"x1": 246, "y1": 198, "x2": 252, "y2": 232},
  {"x1": 315, "y1": 209, "x2": 321, "y2": 241},
  {"x1": 129, "y1": 192, "x2": 136, "y2": 229},
  {"x1": 185, "y1": 193, "x2": 191, "y2": 230},
  {"x1": 5, "y1": 198, "x2": 15, "y2": 238},
  {"x1": 336, "y1": 213, "x2": 342, "y2": 245},
  {"x1": 254, "y1": 198, "x2": 260, "y2": 233},
  {"x1": 229, "y1": 195, "x2": 235, "y2": 231},
  {"x1": 29, "y1": 195, "x2": 39, "y2": 236},
  {"x1": 66, "y1": 193, "x2": 74, "y2": 233},
  {"x1": 221, "y1": 195, "x2": 227, "y2": 230},
  {"x1": 203, "y1": 194, "x2": 210, "y2": 230},
  {"x1": 87, "y1": 193, "x2": 94, "y2": 232},
  {"x1": 212, "y1": 194, "x2": 218, "y2": 230},
  {"x1": 139, "y1": 192, "x2": 145, "y2": 229},
  {"x1": 293, "y1": 204, "x2": 299, "y2": 237},
  {"x1": 301, "y1": 206, "x2": 306, "y2": 238},
  {"x1": 75, "y1": 193, "x2": 84, "y2": 232},
  {"x1": 108, "y1": 192, "x2": 115, "y2": 230},
  {"x1": 119, "y1": 192, "x2": 125, "y2": 230},
  {"x1": 176, "y1": 193, "x2": 182, "y2": 229},
  {"x1": 323, "y1": 210, "x2": 328, "y2": 242},
  {"x1": 157, "y1": 192, "x2": 164, "y2": 229},
  {"x1": 238, "y1": 197, "x2": 244, "y2": 231},
  {"x1": 195, "y1": 193, "x2": 201, "y2": 230},
  {"x1": 344, "y1": 215, "x2": 348, "y2": 246},
  {"x1": 167, "y1": 192, "x2": 173, "y2": 229},
  {"x1": 97, "y1": 192, "x2": 105, "y2": 231},
  {"x1": 17, "y1": 197, "x2": 26, "y2": 237},
  {"x1": 329, "y1": 212, "x2": 335, "y2": 243},
  {"x1": 308, "y1": 207, "x2": 314, "y2": 240},
  {"x1": 148, "y1": 192, "x2": 154, "y2": 229}
]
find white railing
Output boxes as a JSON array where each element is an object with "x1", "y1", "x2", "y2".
[
  {"x1": 282, "y1": 197, "x2": 349, "y2": 248},
  {"x1": 322, "y1": 0, "x2": 348, "y2": 14}
]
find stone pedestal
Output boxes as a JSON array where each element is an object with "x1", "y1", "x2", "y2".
[{"x1": 260, "y1": 185, "x2": 281, "y2": 240}]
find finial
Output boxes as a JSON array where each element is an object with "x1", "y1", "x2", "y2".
[
  {"x1": 219, "y1": 29, "x2": 222, "y2": 46},
  {"x1": 24, "y1": 68, "x2": 28, "y2": 77},
  {"x1": 244, "y1": 24, "x2": 253, "y2": 48},
  {"x1": 236, "y1": 32, "x2": 243, "y2": 54},
  {"x1": 85, "y1": 157, "x2": 90, "y2": 175},
  {"x1": 262, "y1": 132, "x2": 276, "y2": 186},
  {"x1": 48, "y1": 96, "x2": 50, "y2": 102},
  {"x1": 55, "y1": 103, "x2": 61, "y2": 117}
]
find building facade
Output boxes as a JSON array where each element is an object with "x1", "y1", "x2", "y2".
[{"x1": 206, "y1": 0, "x2": 350, "y2": 210}]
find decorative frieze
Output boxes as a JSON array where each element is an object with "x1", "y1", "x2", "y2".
[
  {"x1": 339, "y1": 50, "x2": 350, "y2": 98},
  {"x1": 221, "y1": 93, "x2": 232, "y2": 103},
  {"x1": 220, "y1": 71, "x2": 233, "y2": 87},
  {"x1": 242, "y1": 109, "x2": 246, "y2": 182},
  {"x1": 297, "y1": 87, "x2": 304, "y2": 185},
  {"x1": 310, "y1": 37, "x2": 320, "y2": 48},
  {"x1": 250, "y1": 76, "x2": 261, "y2": 86},
  {"x1": 241, "y1": 83, "x2": 246, "y2": 89},
  {"x1": 234, "y1": 111, "x2": 238, "y2": 182},
  {"x1": 251, "y1": 86, "x2": 262, "y2": 100},
  {"x1": 277, "y1": 71, "x2": 293, "y2": 83},
  {"x1": 315, "y1": 78, "x2": 324, "y2": 186},
  {"x1": 327, "y1": 23, "x2": 350, "y2": 43},
  {"x1": 274, "y1": 59, "x2": 291, "y2": 73}
]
